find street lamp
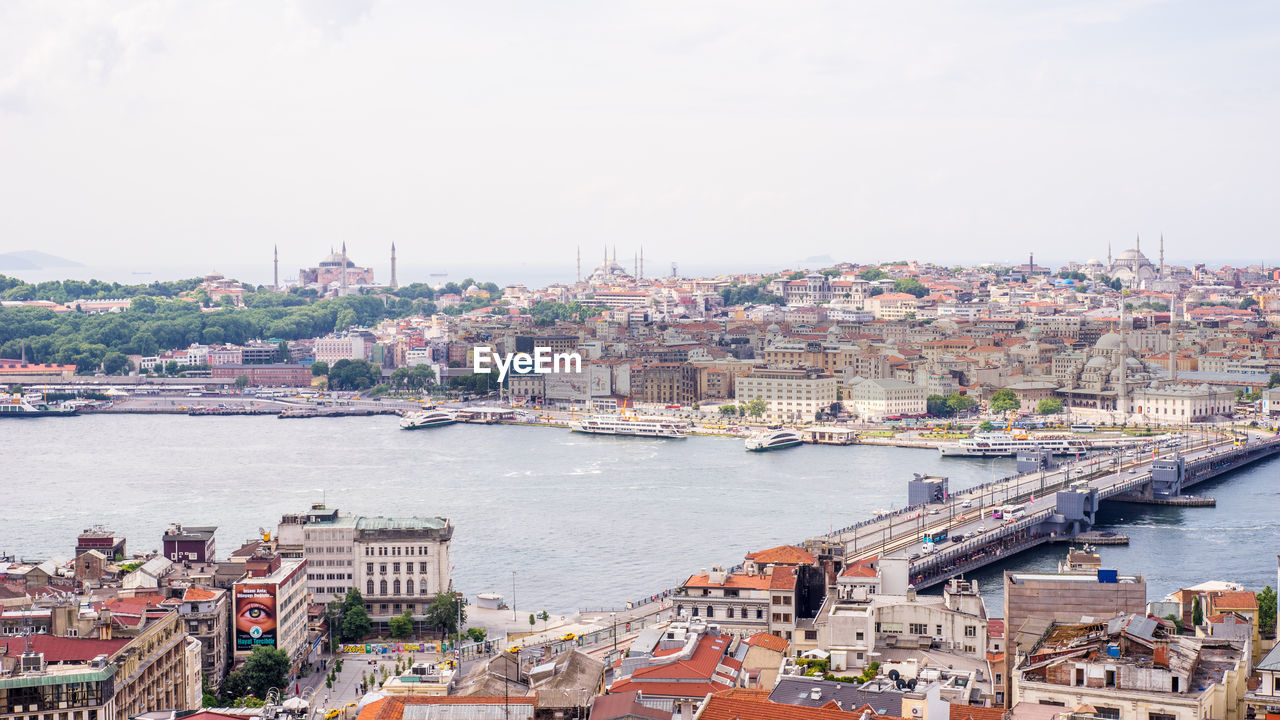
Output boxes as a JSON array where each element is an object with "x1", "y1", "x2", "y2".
[
  {"x1": 512, "y1": 571, "x2": 516, "y2": 622},
  {"x1": 610, "y1": 613, "x2": 618, "y2": 655}
]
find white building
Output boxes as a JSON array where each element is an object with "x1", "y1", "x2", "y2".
[
  {"x1": 314, "y1": 335, "x2": 367, "y2": 364},
  {"x1": 867, "y1": 292, "x2": 920, "y2": 320},
  {"x1": 735, "y1": 368, "x2": 837, "y2": 422},
  {"x1": 277, "y1": 506, "x2": 453, "y2": 620},
  {"x1": 1129, "y1": 384, "x2": 1235, "y2": 423},
  {"x1": 846, "y1": 377, "x2": 927, "y2": 419}
]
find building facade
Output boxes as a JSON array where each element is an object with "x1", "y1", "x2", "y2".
[{"x1": 735, "y1": 368, "x2": 837, "y2": 422}]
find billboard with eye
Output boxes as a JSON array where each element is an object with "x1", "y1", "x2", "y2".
[{"x1": 234, "y1": 583, "x2": 277, "y2": 651}]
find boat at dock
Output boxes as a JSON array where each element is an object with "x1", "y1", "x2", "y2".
[
  {"x1": 400, "y1": 409, "x2": 458, "y2": 430},
  {"x1": 745, "y1": 428, "x2": 804, "y2": 452},
  {"x1": 938, "y1": 432, "x2": 1091, "y2": 457},
  {"x1": 569, "y1": 415, "x2": 688, "y2": 439},
  {"x1": 0, "y1": 396, "x2": 78, "y2": 418}
]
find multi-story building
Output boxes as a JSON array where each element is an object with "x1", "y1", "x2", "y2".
[
  {"x1": 1003, "y1": 565, "x2": 1147, "y2": 707},
  {"x1": 636, "y1": 362, "x2": 697, "y2": 406},
  {"x1": 867, "y1": 292, "x2": 920, "y2": 320},
  {"x1": 162, "y1": 524, "x2": 216, "y2": 564},
  {"x1": 1130, "y1": 384, "x2": 1236, "y2": 423},
  {"x1": 277, "y1": 506, "x2": 453, "y2": 621},
  {"x1": 75, "y1": 529, "x2": 126, "y2": 562},
  {"x1": 735, "y1": 368, "x2": 837, "y2": 422},
  {"x1": 313, "y1": 335, "x2": 367, "y2": 364},
  {"x1": 232, "y1": 552, "x2": 309, "y2": 669},
  {"x1": 845, "y1": 377, "x2": 927, "y2": 419},
  {"x1": 171, "y1": 586, "x2": 230, "y2": 690},
  {"x1": 0, "y1": 608, "x2": 200, "y2": 720},
  {"x1": 211, "y1": 363, "x2": 312, "y2": 387},
  {"x1": 1011, "y1": 615, "x2": 1247, "y2": 720}
]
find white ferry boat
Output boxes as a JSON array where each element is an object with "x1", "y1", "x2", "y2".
[
  {"x1": 938, "y1": 432, "x2": 1091, "y2": 457},
  {"x1": 569, "y1": 415, "x2": 689, "y2": 439},
  {"x1": 0, "y1": 396, "x2": 78, "y2": 418},
  {"x1": 400, "y1": 410, "x2": 458, "y2": 430},
  {"x1": 745, "y1": 429, "x2": 804, "y2": 452}
]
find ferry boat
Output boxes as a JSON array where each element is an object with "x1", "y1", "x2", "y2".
[
  {"x1": 938, "y1": 432, "x2": 1091, "y2": 457},
  {"x1": 0, "y1": 396, "x2": 78, "y2": 418},
  {"x1": 400, "y1": 410, "x2": 458, "y2": 430},
  {"x1": 745, "y1": 429, "x2": 804, "y2": 452},
  {"x1": 569, "y1": 415, "x2": 688, "y2": 439}
]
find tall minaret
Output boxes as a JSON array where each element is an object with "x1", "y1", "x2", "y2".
[
  {"x1": 634, "y1": 251, "x2": 638, "y2": 279},
  {"x1": 576, "y1": 246, "x2": 581, "y2": 283},
  {"x1": 340, "y1": 242, "x2": 349, "y2": 296},
  {"x1": 273, "y1": 245, "x2": 279, "y2": 291},
  {"x1": 1136, "y1": 232, "x2": 1140, "y2": 252},
  {"x1": 390, "y1": 243, "x2": 398, "y2": 290},
  {"x1": 1159, "y1": 233, "x2": 1165, "y2": 279},
  {"x1": 640, "y1": 247, "x2": 644, "y2": 280},
  {"x1": 1107, "y1": 242, "x2": 1112, "y2": 267}
]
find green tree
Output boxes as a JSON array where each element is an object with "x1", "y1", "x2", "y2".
[
  {"x1": 927, "y1": 395, "x2": 949, "y2": 417},
  {"x1": 859, "y1": 268, "x2": 887, "y2": 281},
  {"x1": 342, "y1": 605, "x2": 372, "y2": 642},
  {"x1": 990, "y1": 389, "x2": 1021, "y2": 414},
  {"x1": 311, "y1": 361, "x2": 329, "y2": 377},
  {"x1": 275, "y1": 340, "x2": 289, "y2": 362},
  {"x1": 528, "y1": 613, "x2": 536, "y2": 630},
  {"x1": 226, "y1": 646, "x2": 289, "y2": 699},
  {"x1": 1037, "y1": 397, "x2": 1064, "y2": 414},
  {"x1": 893, "y1": 278, "x2": 929, "y2": 298},
  {"x1": 389, "y1": 611, "x2": 414, "y2": 639},
  {"x1": 946, "y1": 394, "x2": 976, "y2": 415},
  {"x1": 718, "y1": 404, "x2": 737, "y2": 416},
  {"x1": 745, "y1": 397, "x2": 768, "y2": 419},
  {"x1": 1258, "y1": 585, "x2": 1276, "y2": 636},
  {"x1": 102, "y1": 351, "x2": 130, "y2": 375},
  {"x1": 234, "y1": 375, "x2": 250, "y2": 389},
  {"x1": 424, "y1": 592, "x2": 465, "y2": 637},
  {"x1": 327, "y1": 359, "x2": 381, "y2": 391},
  {"x1": 1268, "y1": 373, "x2": 1280, "y2": 389},
  {"x1": 466, "y1": 627, "x2": 487, "y2": 642},
  {"x1": 1192, "y1": 596, "x2": 1203, "y2": 627},
  {"x1": 978, "y1": 421, "x2": 995, "y2": 432}
]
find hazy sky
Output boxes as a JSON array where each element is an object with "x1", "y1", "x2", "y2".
[{"x1": 2, "y1": 0, "x2": 1279, "y2": 277}]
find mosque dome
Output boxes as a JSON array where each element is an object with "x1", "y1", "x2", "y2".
[{"x1": 1094, "y1": 333, "x2": 1124, "y2": 350}]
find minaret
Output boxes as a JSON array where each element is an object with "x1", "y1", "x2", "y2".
[
  {"x1": 1159, "y1": 234, "x2": 1165, "y2": 279},
  {"x1": 576, "y1": 246, "x2": 581, "y2": 283},
  {"x1": 1136, "y1": 232, "x2": 1140, "y2": 252},
  {"x1": 390, "y1": 243, "x2": 398, "y2": 290},
  {"x1": 1107, "y1": 242, "x2": 1112, "y2": 267},
  {"x1": 273, "y1": 245, "x2": 279, "y2": 291},
  {"x1": 340, "y1": 242, "x2": 349, "y2": 296},
  {"x1": 1028, "y1": 251, "x2": 1034, "y2": 275},
  {"x1": 640, "y1": 247, "x2": 644, "y2": 280},
  {"x1": 634, "y1": 252, "x2": 638, "y2": 278}
]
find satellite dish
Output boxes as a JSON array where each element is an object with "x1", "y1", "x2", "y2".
[
  {"x1": 907, "y1": 678, "x2": 918, "y2": 690},
  {"x1": 888, "y1": 669, "x2": 900, "y2": 681}
]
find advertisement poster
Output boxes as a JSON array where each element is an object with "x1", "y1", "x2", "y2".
[{"x1": 234, "y1": 583, "x2": 277, "y2": 651}]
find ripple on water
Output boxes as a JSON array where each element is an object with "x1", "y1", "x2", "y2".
[{"x1": 3, "y1": 416, "x2": 1273, "y2": 613}]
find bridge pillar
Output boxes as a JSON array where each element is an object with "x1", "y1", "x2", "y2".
[
  {"x1": 1016, "y1": 451, "x2": 1055, "y2": 474},
  {"x1": 1150, "y1": 457, "x2": 1186, "y2": 499}
]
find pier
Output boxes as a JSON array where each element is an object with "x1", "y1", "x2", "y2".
[{"x1": 812, "y1": 432, "x2": 1280, "y2": 589}]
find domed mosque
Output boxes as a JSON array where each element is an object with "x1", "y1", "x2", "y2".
[
  {"x1": 1106, "y1": 234, "x2": 1161, "y2": 288},
  {"x1": 1056, "y1": 310, "x2": 1156, "y2": 420},
  {"x1": 586, "y1": 246, "x2": 634, "y2": 285}
]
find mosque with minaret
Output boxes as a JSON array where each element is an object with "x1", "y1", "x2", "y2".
[
  {"x1": 279, "y1": 243, "x2": 399, "y2": 297},
  {"x1": 1079, "y1": 234, "x2": 1174, "y2": 290}
]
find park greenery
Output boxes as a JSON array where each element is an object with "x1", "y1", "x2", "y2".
[
  {"x1": 1036, "y1": 397, "x2": 1064, "y2": 414},
  {"x1": 989, "y1": 388, "x2": 1022, "y2": 414},
  {"x1": 926, "y1": 393, "x2": 976, "y2": 417},
  {"x1": 719, "y1": 282, "x2": 784, "y2": 307},
  {"x1": 219, "y1": 646, "x2": 289, "y2": 702},
  {"x1": 0, "y1": 279, "x2": 512, "y2": 374},
  {"x1": 425, "y1": 592, "x2": 467, "y2": 638}
]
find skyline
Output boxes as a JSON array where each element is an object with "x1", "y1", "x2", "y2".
[{"x1": 2, "y1": 1, "x2": 1279, "y2": 270}]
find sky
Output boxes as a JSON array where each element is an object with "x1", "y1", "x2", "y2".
[{"x1": 2, "y1": 0, "x2": 1279, "y2": 285}]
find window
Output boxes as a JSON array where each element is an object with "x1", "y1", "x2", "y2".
[
  {"x1": 380, "y1": 564, "x2": 387, "y2": 574},
  {"x1": 419, "y1": 562, "x2": 428, "y2": 573},
  {"x1": 856, "y1": 631, "x2": 864, "y2": 641},
  {"x1": 725, "y1": 608, "x2": 734, "y2": 619},
  {"x1": 367, "y1": 580, "x2": 374, "y2": 595},
  {"x1": 1105, "y1": 669, "x2": 1116, "y2": 687},
  {"x1": 964, "y1": 625, "x2": 976, "y2": 637},
  {"x1": 393, "y1": 579, "x2": 401, "y2": 595},
  {"x1": 406, "y1": 579, "x2": 414, "y2": 595},
  {"x1": 909, "y1": 623, "x2": 928, "y2": 635},
  {"x1": 706, "y1": 606, "x2": 714, "y2": 618},
  {"x1": 936, "y1": 625, "x2": 942, "y2": 635},
  {"x1": 805, "y1": 630, "x2": 818, "y2": 640},
  {"x1": 1094, "y1": 708, "x2": 1119, "y2": 720},
  {"x1": 756, "y1": 609, "x2": 764, "y2": 619},
  {"x1": 393, "y1": 563, "x2": 400, "y2": 573},
  {"x1": 692, "y1": 607, "x2": 699, "y2": 617},
  {"x1": 380, "y1": 580, "x2": 388, "y2": 595}
]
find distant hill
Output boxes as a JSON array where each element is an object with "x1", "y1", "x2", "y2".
[{"x1": 0, "y1": 250, "x2": 84, "y2": 270}]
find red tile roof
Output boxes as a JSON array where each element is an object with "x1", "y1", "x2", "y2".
[
  {"x1": 0, "y1": 634, "x2": 128, "y2": 662},
  {"x1": 770, "y1": 566, "x2": 798, "y2": 591},
  {"x1": 745, "y1": 545, "x2": 817, "y2": 566},
  {"x1": 610, "y1": 633, "x2": 739, "y2": 700},
  {"x1": 742, "y1": 632, "x2": 789, "y2": 654},
  {"x1": 949, "y1": 704, "x2": 1008, "y2": 720},
  {"x1": 684, "y1": 573, "x2": 773, "y2": 590},
  {"x1": 987, "y1": 619, "x2": 1005, "y2": 638},
  {"x1": 357, "y1": 696, "x2": 535, "y2": 720}
]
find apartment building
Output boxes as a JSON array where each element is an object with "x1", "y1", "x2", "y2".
[
  {"x1": 845, "y1": 377, "x2": 927, "y2": 419},
  {"x1": 232, "y1": 553, "x2": 309, "y2": 666},
  {"x1": 277, "y1": 506, "x2": 453, "y2": 620},
  {"x1": 735, "y1": 368, "x2": 837, "y2": 421}
]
